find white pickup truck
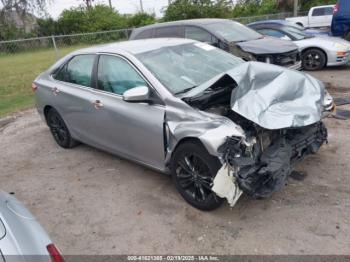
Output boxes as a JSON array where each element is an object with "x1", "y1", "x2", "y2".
[{"x1": 286, "y1": 5, "x2": 335, "y2": 28}]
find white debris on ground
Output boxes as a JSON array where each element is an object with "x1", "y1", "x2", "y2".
[{"x1": 212, "y1": 164, "x2": 243, "y2": 207}]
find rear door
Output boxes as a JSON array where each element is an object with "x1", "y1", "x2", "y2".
[
  {"x1": 309, "y1": 6, "x2": 334, "y2": 27},
  {"x1": 51, "y1": 54, "x2": 102, "y2": 144}
]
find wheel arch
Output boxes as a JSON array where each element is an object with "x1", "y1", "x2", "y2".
[
  {"x1": 43, "y1": 105, "x2": 54, "y2": 124},
  {"x1": 166, "y1": 136, "x2": 217, "y2": 167}
]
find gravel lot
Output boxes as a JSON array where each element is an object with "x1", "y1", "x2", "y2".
[{"x1": 1, "y1": 66, "x2": 350, "y2": 255}]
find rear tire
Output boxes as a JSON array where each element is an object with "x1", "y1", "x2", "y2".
[
  {"x1": 47, "y1": 108, "x2": 79, "y2": 148},
  {"x1": 302, "y1": 49, "x2": 326, "y2": 71},
  {"x1": 170, "y1": 141, "x2": 223, "y2": 211}
]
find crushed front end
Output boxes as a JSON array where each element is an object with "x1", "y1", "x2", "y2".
[{"x1": 217, "y1": 122, "x2": 328, "y2": 199}]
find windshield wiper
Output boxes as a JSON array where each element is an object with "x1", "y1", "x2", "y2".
[{"x1": 175, "y1": 86, "x2": 197, "y2": 95}]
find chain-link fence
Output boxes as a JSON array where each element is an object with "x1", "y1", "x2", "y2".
[
  {"x1": 0, "y1": 28, "x2": 133, "y2": 58},
  {"x1": 0, "y1": 11, "x2": 309, "y2": 59},
  {"x1": 233, "y1": 11, "x2": 308, "y2": 24},
  {"x1": 0, "y1": 11, "x2": 314, "y2": 116},
  {"x1": 0, "y1": 28, "x2": 134, "y2": 116}
]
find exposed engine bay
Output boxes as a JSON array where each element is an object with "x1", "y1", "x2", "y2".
[{"x1": 182, "y1": 74, "x2": 328, "y2": 201}]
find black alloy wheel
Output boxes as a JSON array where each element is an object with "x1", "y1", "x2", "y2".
[
  {"x1": 171, "y1": 142, "x2": 223, "y2": 211},
  {"x1": 47, "y1": 108, "x2": 78, "y2": 148},
  {"x1": 302, "y1": 49, "x2": 326, "y2": 71}
]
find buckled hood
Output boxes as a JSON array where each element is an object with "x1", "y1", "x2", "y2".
[{"x1": 185, "y1": 62, "x2": 325, "y2": 130}]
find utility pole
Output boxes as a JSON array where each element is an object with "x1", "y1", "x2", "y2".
[
  {"x1": 139, "y1": 0, "x2": 144, "y2": 12},
  {"x1": 293, "y1": 0, "x2": 298, "y2": 17},
  {"x1": 168, "y1": 0, "x2": 171, "y2": 5},
  {"x1": 108, "y1": 0, "x2": 112, "y2": 9}
]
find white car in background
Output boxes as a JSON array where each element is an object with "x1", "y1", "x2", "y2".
[{"x1": 286, "y1": 5, "x2": 335, "y2": 28}]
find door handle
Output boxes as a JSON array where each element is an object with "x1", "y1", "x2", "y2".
[
  {"x1": 51, "y1": 87, "x2": 60, "y2": 95},
  {"x1": 92, "y1": 100, "x2": 104, "y2": 109}
]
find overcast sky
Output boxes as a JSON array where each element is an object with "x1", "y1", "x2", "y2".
[{"x1": 47, "y1": 0, "x2": 170, "y2": 19}]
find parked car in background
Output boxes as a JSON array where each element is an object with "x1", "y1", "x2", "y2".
[
  {"x1": 130, "y1": 19, "x2": 302, "y2": 70},
  {"x1": 34, "y1": 39, "x2": 333, "y2": 210},
  {"x1": 286, "y1": 5, "x2": 335, "y2": 28},
  {"x1": 0, "y1": 191, "x2": 64, "y2": 261},
  {"x1": 332, "y1": 0, "x2": 350, "y2": 39},
  {"x1": 251, "y1": 20, "x2": 332, "y2": 37},
  {"x1": 249, "y1": 21, "x2": 350, "y2": 70}
]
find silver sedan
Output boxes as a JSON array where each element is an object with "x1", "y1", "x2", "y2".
[{"x1": 34, "y1": 38, "x2": 333, "y2": 210}]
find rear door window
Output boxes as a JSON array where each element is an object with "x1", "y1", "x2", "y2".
[
  {"x1": 54, "y1": 55, "x2": 95, "y2": 87},
  {"x1": 155, "y1": 26, "x2": 183, "y2": 38},
  {"x1": 324, "y1": 7, "x2": 334, "y2": 15},
  {"x1": 312, "y1": 8, "x2": 326, "y2": 16},
  {"x1": 185, "y1": 26, "x2": 213, "y2": 42},
  {"x1": 135, "y1": 29, "x2": 153, "y2": 39}
]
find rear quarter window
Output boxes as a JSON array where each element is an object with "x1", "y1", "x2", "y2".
[
  {"x1": 312, "y1": 7, "x2": 327, "y2": 16},
  {"x1": 133, "y1": 29, "x2": 154, "y2": 39}
]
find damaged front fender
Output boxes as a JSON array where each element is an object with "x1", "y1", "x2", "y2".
[
  {"x1": 164, "y1": 98, "x2": 246, "y2": 164},
  {"x1": 214, "y1": 122, "x2": 328, "y2": 200}
]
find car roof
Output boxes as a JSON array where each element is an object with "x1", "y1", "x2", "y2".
[
  {"x1": 133, "y1": 18, "x2": 235, "y2": 31},
  {"x1": 248, "y1": 20, "x2": 295, "y2": 27},
  {"x1": 72, "y1": 38, "x2": 196, "y2": 55}
]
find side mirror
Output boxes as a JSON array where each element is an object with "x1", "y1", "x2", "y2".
[{"x1": 123, "y1": 86, "x2": 150, "y2": 103}]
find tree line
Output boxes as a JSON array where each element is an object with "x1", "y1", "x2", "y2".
[{"x1": 0, "y1": 0, "x2": 337, "y2": 41}]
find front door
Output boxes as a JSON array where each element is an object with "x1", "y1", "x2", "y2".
[{"x1": 90, "y1": 54, "x2": 166, "y2": 170}]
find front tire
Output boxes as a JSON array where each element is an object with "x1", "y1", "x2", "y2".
[
  {"x1": 47, "y1": 108, "x2": 78, "y2": 148},
  {"x1": 170, "y1": 141, "x2": 223, "y2": 211},
  {"x1": 302, "y1": 49, "x2": 326, "y2": 71}
]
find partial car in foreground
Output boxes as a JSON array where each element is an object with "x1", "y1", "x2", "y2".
[
  {"x1": 332, "y1": 0, "x2": 350, "y2": 39},
  {"x1": 130, "y1": 19, "x2": 302, "y2": 70},
  {"x1": 34, "y1": 39, "x2": 333, "y2": 211},
  {"x1": 249, "y1": 21, "x2": 350, "y2": 70},
  {"x1": 0, "y1": 191, "x2": 64, "y2": 261}
]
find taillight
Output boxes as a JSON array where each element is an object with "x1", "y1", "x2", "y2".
[
  {"x1": 47, "y1": 244, "x2": 65, "y2": 262},
  {"x1": 32, "y1": 83, "x2": 38, "y2": 92},
  {"x1": 333, "y1": 2, "x2": 339, "y2": 14}
]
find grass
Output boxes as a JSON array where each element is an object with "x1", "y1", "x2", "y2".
[{"x1": 0, "y1": 46, "x2": 86, "y2": 117}]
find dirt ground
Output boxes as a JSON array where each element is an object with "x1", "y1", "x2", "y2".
[{"x1": 1, "y1": 66, "x2": 350, "y2": 255}]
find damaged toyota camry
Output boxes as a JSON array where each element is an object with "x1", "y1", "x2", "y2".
[{"x1": 34, "y1": 38, "x2": 334, "y2": 211}]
